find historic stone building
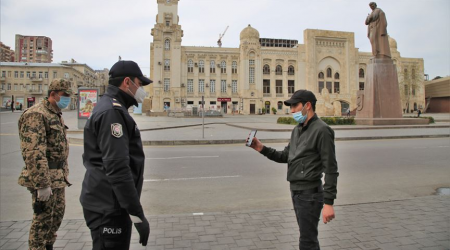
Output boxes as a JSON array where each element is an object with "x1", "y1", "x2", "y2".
[{"x1": 148, "y1": 0, "x2": 425, "y2": 116}]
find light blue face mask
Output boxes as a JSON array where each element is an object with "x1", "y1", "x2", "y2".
[
  {"x1": 56, "y1": 95, "x2": 71, "y2": 109},
  {"x1": 292, "y1": 105, "x2": 307, "y2": 123}
]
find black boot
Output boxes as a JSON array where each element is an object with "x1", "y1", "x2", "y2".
[{"x1": 45, "y1": 245, "x2": 53, "y2": 250}]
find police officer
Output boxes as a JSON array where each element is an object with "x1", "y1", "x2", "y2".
[
  {"x1": 80, "y1": 60, "x2": 152, "y2": 249},
  {"x1": 18, "y1": 79, "x2": 73, "y2": 250}
]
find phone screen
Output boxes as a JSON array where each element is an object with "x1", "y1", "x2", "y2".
[{"x1": 246, "y1": 130, "x2": 257, "y2": 147}]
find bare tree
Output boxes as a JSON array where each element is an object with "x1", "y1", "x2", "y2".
[{"x1": 398, "y1": 66, "x2": 424, "y2": 114}]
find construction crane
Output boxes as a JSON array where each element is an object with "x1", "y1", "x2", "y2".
[{"x1": 217, "y1": 26, "x2": 229, "y2": 47}]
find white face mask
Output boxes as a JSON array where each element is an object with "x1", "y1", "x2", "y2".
[{"x1": 128, "y1": 79, "x2": 148, "y2": 103}]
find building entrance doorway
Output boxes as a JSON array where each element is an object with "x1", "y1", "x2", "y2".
[
  {"x1": 265, "y1": 101, "x2": 270, "y2": 114},
  {"x1": 221, "y1": 101, "x2": 227, "y2": 113},
  {"x1": 163, "y1": 101, "x2": 171, "y2": 111},
  {"x1": 250, "y1": 104, "x2": 255, "y2": 114},
  {"x1": 27, "y1": 97, "x2": 35, "y2": 108},
  {"x1": 340, "y1": 101, "x2": 349, "y2": 114}
]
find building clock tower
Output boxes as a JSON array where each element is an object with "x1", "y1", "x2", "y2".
[{"x1": 150, "y1": 0, "x2": 183, "y2": 111}]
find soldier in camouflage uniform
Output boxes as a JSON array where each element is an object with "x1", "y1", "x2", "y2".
[{"x1": 18, "y1": 79, "x2": 73, "y2": 250}]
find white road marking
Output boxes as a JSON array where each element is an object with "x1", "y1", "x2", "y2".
[
  {"x1": 146, "y1": 156, "x2": 219, "y2": 160},
  {"x1": 144, "y1": 175, "x2": 241, "y2": 182},
  {"x1": 193, "y1": 213, "x2": 204, "y2": 216},
  {"x1": 414, "y1": 146, "x2": 450, "y2": 149}
]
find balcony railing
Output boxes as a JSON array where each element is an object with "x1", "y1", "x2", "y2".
[
  {"x1": 0, "y1": 90, "x2": 5, "y2": 94},
  {"x1": 29, "y1": 89, "x2": 43, "y2": 94},
  {"x1": 0, "y1": 77, "x2": 6, "y2": 81},
  {"x1": 30, "y1": 77, "x2": 43, "y2": 82}
]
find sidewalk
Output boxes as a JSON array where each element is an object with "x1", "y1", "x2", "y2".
[
  {"x1": 66, "y1": 113, "x2": 450, "y2": 146},
  {"x1": 1, "y1": 195, "x2": 448, "y2": 250}
]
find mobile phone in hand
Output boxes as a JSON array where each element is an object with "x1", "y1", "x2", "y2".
[{"x1": 246, "y1": 130, "x2": 257, "y2": 147}]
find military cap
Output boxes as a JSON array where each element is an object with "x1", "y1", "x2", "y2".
[
  {"x1": 49, "y1": 78, "x2": 73, "y2": 95},
  {"x1": 109, "y1": 60, "x2": 153, "y2": 86}
]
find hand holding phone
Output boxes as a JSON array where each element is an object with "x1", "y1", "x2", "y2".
[{"x1": 246, "y1": 130, "x2": 257, "y2": 147}]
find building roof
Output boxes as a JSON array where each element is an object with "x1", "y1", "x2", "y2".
[
  {"x1": 61, "y1": 62, "x2": 96, "y2": 72},
  {"x1": 0, "y1": 62, "x2": 69, "y2": 68},
  {"x1": 240, "y1": 24, "x2": 260, "y2": 40}
]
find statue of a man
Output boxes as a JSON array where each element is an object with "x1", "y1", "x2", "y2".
[{"x1": 365, "y1": 2, "x2": 391, "y2": 58}]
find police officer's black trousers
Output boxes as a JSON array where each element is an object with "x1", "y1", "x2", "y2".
[{"x1": 83, "y1": 208, "x2": 132, "y2": 250}]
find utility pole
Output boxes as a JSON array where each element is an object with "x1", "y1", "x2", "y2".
[{"x1": 202, "y1": 96, "x2": 205, "y2": 138}]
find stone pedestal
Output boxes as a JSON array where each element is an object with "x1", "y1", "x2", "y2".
[
  {"x1": 355, "y1": 58, "x2": 428, "y2": 125},
  {"x1": 357, "y1": 58, "x2": 402, "y2": 118}
]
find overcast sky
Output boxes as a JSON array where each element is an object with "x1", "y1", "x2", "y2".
[{"x1": 1, "y1": 0, "x2": 449, "y2": 79}]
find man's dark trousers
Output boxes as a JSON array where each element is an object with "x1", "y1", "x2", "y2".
[
  {"x1": 83, "y1": 208, "x2": 132, "y2": 250},
  {"x1": 291, "y1": 185, "x2": 324, "y2": 250}
]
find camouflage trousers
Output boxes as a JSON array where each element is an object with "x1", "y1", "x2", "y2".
[{"x1": 28, "y1": 187, "x2": 65, "y2": 250}]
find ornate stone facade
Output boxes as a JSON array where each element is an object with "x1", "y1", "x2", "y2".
[{"x1": 148, "y1": 0, "x2": 425, "y2": 116}]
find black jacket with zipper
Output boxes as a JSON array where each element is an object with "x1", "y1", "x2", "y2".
[
  {"x1": 260, "y1": 114, "x2": 339, "y2": 205},
  {"x1": 80, "y1": 85, "x2": 146, "y2": 218}
]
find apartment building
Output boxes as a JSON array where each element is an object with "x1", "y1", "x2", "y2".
[
  {"x1": 0, "y1": 42, "x2": 15, "y2": 62},
  {"x1": 15, "y1": 35, "x2": 53, "y2": 63},
  {"x1": 0, "y1": 62, "x2": 107, "y2": 110}
]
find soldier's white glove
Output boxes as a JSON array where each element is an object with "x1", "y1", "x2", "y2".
[{"x1": 37, "y1": 187, "x2": 53, "y2": 201}]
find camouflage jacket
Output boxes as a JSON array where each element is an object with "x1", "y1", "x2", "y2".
[{"x1": 18, "y1": 98, "x2": 70, "y2": 189}]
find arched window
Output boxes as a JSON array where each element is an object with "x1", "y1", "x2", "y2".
[
  {"x1": 232, "y1": 61, "x2": 237, "y2": 74},
  {"x1": 187, "y1": 59, "x2": 193, "y2": 73},
  {"x1": 288, "y1": 65, "x2": 295, "y2": 75},
  {"x1": 404, "y1": 68, "x2": 408, "y2": 79},
  {"x1": 359, "y1": 68, "x2": 365, "y2": 78},
  {"x1": 334, "y1": 72, "x2": 340, "y2": 79},
  {"x1": 412, "y1": 68, "x2": 416, "y2": 79},
  {"x1": 263, "y1": 64, "x2": 270, "y2": 75},
  {"x1": 318, "y1": 72, "x2": 324, "y2": 79},
  {"x1": 210, "y1": 60, "x2": 215, "y2": 73},
  {"x1": 221, "y1": 61, "x2": 226, "y2": 74},
  {"x1": 165, "y1": 39, "x2": 170, "y2": 50},
  {"x1": 326, "y1": 68, "x2": 332, "y2": 78},
  {"x1": 198, "y1": 60, "x2": 205, "y2": 73},
  {"x1": 275, "y1": 65, "x2": 282, "y2": 75}
]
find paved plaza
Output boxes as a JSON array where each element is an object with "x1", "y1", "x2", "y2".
[{"x1": 1, "y1": 196, "x2": 449, "y2": 250}]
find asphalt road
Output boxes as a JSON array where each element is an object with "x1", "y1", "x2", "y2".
[{"x1": 1, "y1": 112, "x2": 449, "y2": 222}]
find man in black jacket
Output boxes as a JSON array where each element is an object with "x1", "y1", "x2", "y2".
[
  {"x1": 80, "y1": 60, "x2": 152, "y2": 249},
  {"x1": 248, "y1": 90, "x2": 339, "y2": 250}
]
